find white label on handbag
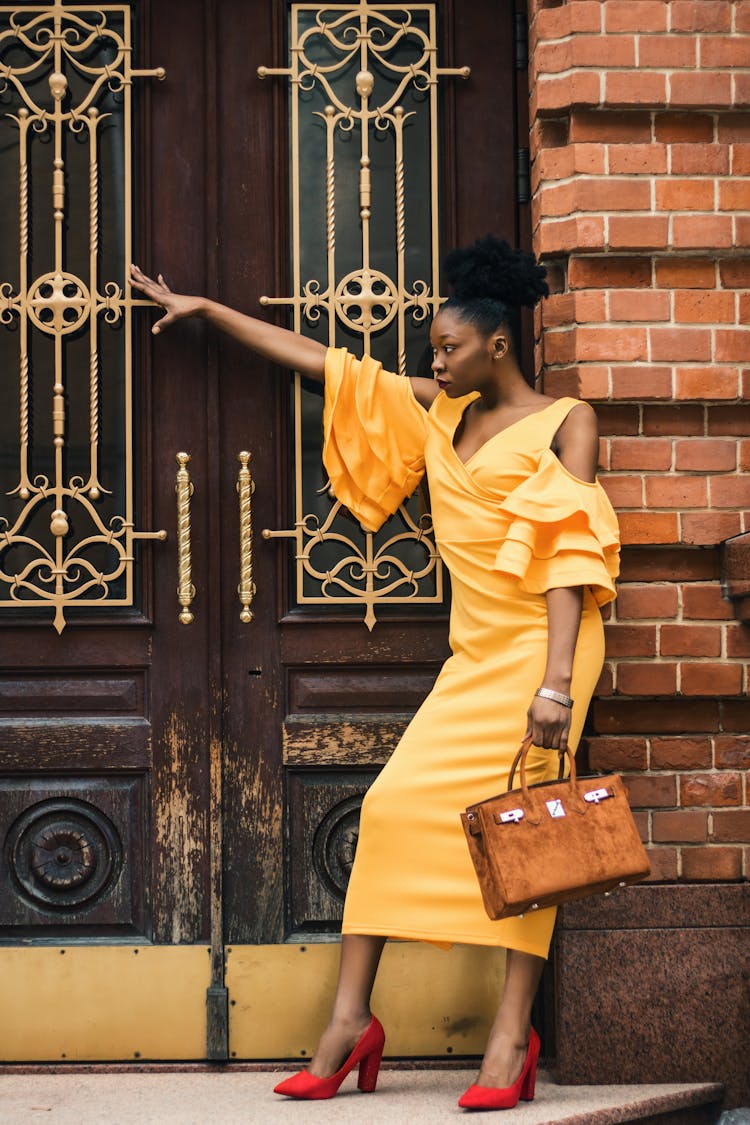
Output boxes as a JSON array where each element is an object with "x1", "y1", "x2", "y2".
[
  {"x1": 546, "y1": 798, "x2": 566, "y2": 818},
  {"x1": 497, "y1": 808, "x2": 525, "y2": 824}
]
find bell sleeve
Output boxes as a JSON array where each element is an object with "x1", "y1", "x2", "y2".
[
  {"x1": 494, "y1": 448, "x2": 620, "y2": 606},
  {"x1": 322, "y1": 347, "x2": 428, "y2": 533}
]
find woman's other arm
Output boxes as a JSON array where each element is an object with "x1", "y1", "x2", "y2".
[
  {"x1": 525, "y1": 401, "x2": 600, "y2": 751},
  {"x1": 130, "y1": 265, "x2": 326, "y2": 381}
]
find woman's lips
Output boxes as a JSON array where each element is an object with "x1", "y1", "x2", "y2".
[{"x1": 436, "y1": 378, "x2": 449, "y2": 389}]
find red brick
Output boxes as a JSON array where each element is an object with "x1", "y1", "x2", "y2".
[
  {"x1": 625, "y1": 774, "x2": 677, "y2": 808},
  {"x1": 726, "y1": 624, "x2": 750, "y2": 657},
  {"x1": 714, "y1": 735, "x2": 750, "y2": 769},
  {"x1": 642, "y1": 34, "x2": 698, "y2": 68},
  {"x1": 645, "y1": 475, "x2": 707, "y2": 508},
  {"x1": 606, "y1": 72, "x2": 667, "y2": 107},
  {"x1": 682, "y1": 582, "x2": 735, "y2": 619},
  {"x1": 618, "y1": 661, "x2": 678, "y2": 695},
  {"x1": 609, "y1": 290, "x2": 671, "y2": 322},
  {"x1": 608, "y1": 143, "x2": 668, "y2": 175},
  {"x1": 632, "y1": 810, "x2": 650, "y2": 843},
  {"x1": 588, "y1": 736, "x2": 648, "y2": 771},
  {"x1": 714, "y1": 330, "x2": 750, "y2": 363},
  {"x1": 610, "y1": 366, "x2": 673, "y2": 400},
  {"x1": 710, "y1": 475, "x2": 750, "y2": 508},
  {"x1": 569, "y1": 110, "x2": 652, "y2": 144},
  {"x1": 573, "y1": 35, "x2": 637, "y2": 69},
  {"x1": 669, "y1": 71, "x2": 732, "y2": 109},
  {"x1": 604, "y1": 623, "x2": 657, "y2": 656},
  {"x1": 670, "y1": 1, "x2": 732, "y2": 33},
  {"x1": 652, "y1": 810, "x2": 709, "y2": 843},
  {"x1": 610, "y1": 437, "x2": 671, "y2": 470},
  {"x1": 534, "y1": 72, "x2": 602, "y2": 116},
  {"x1": 708, "y1": 404, "x2": 750, "y2": 433},
  {"x1": 718, "y1": 700, "x2": 750, "y2": 728},
  {"x1": 701, "y1": 36, "x2": 750, "y2": 68},
  {"x1": 731, "y1": 144, "x2": 750, "y2": 175},
  {"x1": 718, "y1": 259, "x2": 750, "y2": 288},
  {"x1": 673, "y1": 290, "x2": 735, "y2": 324},
  {"x1": 650, "y1": 737, "x2": 712, "y2": 769},
  {"x1": 573, "y1": 178, "x2": 653, "y2": 214},
  {"x1": 537, "y1": 216, "x2": 606, "y2": 256},
  {"x1": 574, "y1": 327, "x2": 648, "y2": 362},
  {"x1": 681, "y1": 771, "x2": 742, "y2": 806},
  {"x1": 535, "y1": 1, "x2": 603, "y2": 40},
  {"x1": 643, "y1": 405, "x2": 704, "y2": 435},
  {"x1": 595, "y1": 404, "x2": 640, "y2": 435},
  {"x1": 674, "y1": 367, "x2": 739, "y2": 399},
  {"x1": 738, "y1": 6, "x2": 750, "y2": 33},
  {"x1": 671, "y1": 143, "x2": 729, "y2": 174},
  {"x1": 660, "y1": 624, "x2": 720, "y2": 656},
  {"x1": 656, "y1": 259, "x2": 716, "y2": 288},
  {"x1": 681, "y1": 846, "x2": 742, "y2": 880},
  {"x1": 680, "y1": 661, "x2": 743, "y2": 695},
  {"x1": 595, "y1": 662, "x2": 614, "y2": 695},
  {"x1": 710, "y1": 810, "x2": 750, "y2": 843},
  {"x1": 619, "y1": 548, "x2": 719, "y2": 583},
  {"x1": 652, "y1": 328, "x2": 712, "y2": 362},
  {"x1": 681, "y1": 511, "x2": 742, "y2": 543},
  {"x1": 594, "y1": 698, "x2": 720, "y2": 734},
  {"x1": 618, "y1": 512, "x2": 679, "y2": 544},
  {"x1": 599, "y1": 474, "x2": 644, "y2": 508},
  {"x1": 609, "y1": 216, "x2": 669, "y2": 251},
  {"x1": 741, "y1": 439, "x2": 750, "y2": 471},
  {"x1": 617, "y1": 584, "x2": 679, "y2": 619},
  {"x1": 719, "y1": 179, "x2": 750, "y2": 211},
  {"x1": 717, "y1": 113, "x2": 750, "y2": 142},
  {"x1": 535, "y1": 144, "x2": 607, "y2": 184},
  {"x1": 655, "y1": 179, "x2": 715, "y2": 212},
  {"x1": 605, "y1": 0, "x2": 668, "y2": 32},
  {"x1": 654, "y1": 112, "x2": 714, "y2": 143},
  {"x1": 569, "y1": 256, "x2": 652, "y2": 289},
  {"x1": 672, "y1": 214, "x2": 733, "y2": 250},
  {"x1": 732, "y1": 75, "x2": 750, "y2": 109},
  {"x1": 675, "y1": 439, "x2": 734, "y2": 471},
  {"x1": 644, "y1": 847, "x2": 679, "y2": 880}
]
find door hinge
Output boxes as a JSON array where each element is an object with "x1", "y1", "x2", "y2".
[
  {"x1": 516, "y1": 147, "x2": 530, "y2": 205},
  {"x1": 514, "y1": 10, "x2": 529, "y2": 71},
  {"x1": 206, "y1": 985, "x2": 229, "y2": 1060}
]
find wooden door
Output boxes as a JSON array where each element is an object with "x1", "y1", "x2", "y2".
[{"x1": 0, "y1": 0, "x2": 524, "y2": 1062}]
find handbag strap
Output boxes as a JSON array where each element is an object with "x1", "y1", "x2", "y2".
[{"x1": 507, "y1": 735, "x2": 575, "y2": 793}]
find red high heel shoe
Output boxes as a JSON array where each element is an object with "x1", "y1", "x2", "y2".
[
  {"x1": 273, "y1": 1015, "x2": 385, "y2": 1100},
  {"x1": 458, "y1": 1026, "x2": 540, "y2": 1111}
]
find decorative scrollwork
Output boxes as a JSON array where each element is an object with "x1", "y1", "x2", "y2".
[
  {"x1": 7, "y1": 797, "x2": 122, "y2": 909},
  {"x1": 258, "y1": 5, "x2": 468, "y2": 627},
  {"x1": 312, "y1": 795, "x2": 363, "y2": 902},
  {"x1": 0, "y1": 4, "x2": 166, "y2": 632}
]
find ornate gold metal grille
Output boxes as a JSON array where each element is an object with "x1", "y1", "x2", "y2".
[
  {"x1": 0, "y1": 3, "x2": 165, "y2": 632},
  {"x1": 259, "y1": 3, "x2": 468, "y2": 629}
]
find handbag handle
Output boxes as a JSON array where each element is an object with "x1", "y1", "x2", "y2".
[{"x1": 507, "y1": 736, "x2": 586, "y2": 822}]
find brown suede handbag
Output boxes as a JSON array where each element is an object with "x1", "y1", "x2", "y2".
[{"x1": 461, "y1": 736, "x2": 651, "y2": 920}]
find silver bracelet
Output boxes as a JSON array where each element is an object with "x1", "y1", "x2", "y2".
[{"x1": 535, "y1": 686, "x2": 574, "y2": 709}]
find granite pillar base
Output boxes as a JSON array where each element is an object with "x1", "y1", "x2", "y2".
[{"x1": 554, "y1": 884, "x2": 750, "y2": 1110}]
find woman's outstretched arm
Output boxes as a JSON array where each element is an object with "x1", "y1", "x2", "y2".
[{"x1": 130, "y1": 265, "x2": 326, "y2": 381}]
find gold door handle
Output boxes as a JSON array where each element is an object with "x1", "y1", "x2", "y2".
[
  {"x1": 237, "y1": 451, "x2": 256, "y2": 623},
  {"x1": 175, "y1": 452, "x2": 195, "y2": 624}
]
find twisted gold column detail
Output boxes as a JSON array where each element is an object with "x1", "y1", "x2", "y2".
[
  {"x1": 237, "y1": 451, "x2": 256, "y2": 623},
  {"x1": 175, "y1": 452, "x2": 195, "y2": 625}
]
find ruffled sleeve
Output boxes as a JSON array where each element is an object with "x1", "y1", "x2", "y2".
[
  {"x1": 322, "y1": 347, "x2": 428, "y2": 532},
  {"x1": 494, "y1": 448, "x2": 620, "y2": 605}
]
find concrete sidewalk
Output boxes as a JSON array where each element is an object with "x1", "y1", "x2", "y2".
[{"x1": 0, "y1": 1068, "x2": 723, "y2": 1125}]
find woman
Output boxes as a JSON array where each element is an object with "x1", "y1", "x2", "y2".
[{"x1": 131, "y1": 236, "x2": 619, "y2": 1111}]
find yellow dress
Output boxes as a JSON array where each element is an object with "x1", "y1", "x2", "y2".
[{"x1": 323, "y1": 348, "x2": 620, "y2": 959}]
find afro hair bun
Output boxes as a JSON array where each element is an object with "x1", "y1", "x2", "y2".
[{"x1": 444, "y1": 235, "x2": 548, "y2": 309}]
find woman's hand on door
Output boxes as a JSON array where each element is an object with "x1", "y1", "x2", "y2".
[
  {"x1": 129, "y1": 264, "x2": 326, "y2": 381},
  {"x1": 130, "y1": 265, "x2": 205, "y2": 334}
]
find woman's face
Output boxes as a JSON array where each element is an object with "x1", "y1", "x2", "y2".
[{"x1": 428, "y1": 308, "x2": 505, "y2": 397}]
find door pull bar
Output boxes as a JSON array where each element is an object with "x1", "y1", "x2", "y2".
[
  {"x1": 237, "y1": 451, "x2": 256, "y2": 623},
  {"x1": 175, "y1": 452, "x2": 195, "y2": 624}
]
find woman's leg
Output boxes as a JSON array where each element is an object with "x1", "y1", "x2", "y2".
[
  {"x1": 476, "y1": 947, "x2": 545, "y2": 1088},
  {"x1": 308, "y1": 934, "x2": 387, "y2": 1077}
]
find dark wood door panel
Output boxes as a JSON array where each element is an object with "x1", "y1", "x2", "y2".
[{"x1": 0, "y1": 776, "x2": 147, "y2": 937}]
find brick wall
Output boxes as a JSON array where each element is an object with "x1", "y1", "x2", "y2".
[{"x1": 529, "y1": 0, "x2": 750, "y2": 881}]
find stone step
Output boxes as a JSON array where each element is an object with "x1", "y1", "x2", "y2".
[{"x1": 0, "y1": 1065, "x2": 725, "y2": 1124}]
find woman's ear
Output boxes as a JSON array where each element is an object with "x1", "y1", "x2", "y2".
[{"x1": 492, "y1": 333, "x2": 509, "y2": 361}]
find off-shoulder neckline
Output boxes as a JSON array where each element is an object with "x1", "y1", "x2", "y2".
[{"x1": 450, "y1": 396, "x2": 578, "y2": 469}]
